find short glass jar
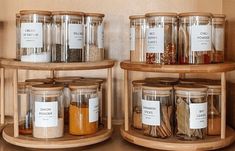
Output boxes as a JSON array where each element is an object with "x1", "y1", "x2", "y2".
[
  {"x1": 142, "y1": 84, "x2": 173, "y2": 138},
  {"x1": 31, "y1": 84, "x2": 64, "y2": 138},
  {"x1": 178, "y1": 12, "x2": 213, "y2": 64},
  {"x1": 129, "y1": 15, "x2": 146, "y2": 62},
  {"x1": 175, "y1": 85, "x2": 208, "y2": 140},
  {"x1": 69, "y1": 82, "x2": 99, "y2": 135},
  {"x1": 52, "y1": 11, "x2": 85, "y2": 62},
  {"x1": 85, "y1": 13, "x2": 105, "y2": 61},
  {"x1": 19, "y1": 10, "x2": 51, "y2": 62},
  {"x1": 145, "y1": 12, "x2": 177, "y2": 64}
]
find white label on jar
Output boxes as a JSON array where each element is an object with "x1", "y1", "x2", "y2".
[
  {"x1": 21, "y1": 23, "x2": 43, "y2": 48},
  {"x1": 189, "y1": 102, "x2": 207, "y2": 129},
  {"x1": 130, "y1": 27, "x2": 135, "y2": 51},
  {"x1": 98, "y1": 24, "x2": 104, "y2": 49},
  {"x1": 146, "y1": 27, "x2": 164, "y2": 53},
  {"x1": 142, "y1": 99, "x2": 160, "y2": 126},
  {"x1": 191, "y1": 25, "x2": 212, "y2": 51},
  {"x1": 89, "y1": 97, "x2": 99, "y2": 123},
  {"x1": 214, "y1": 28, "x2": 224, "y2": 51},
  {"x1": 69, "y1": 24, "x2": 83, "y2": 49},
  {"x1": 35, "y1": 102, "x2": 58, "y2": 127}
]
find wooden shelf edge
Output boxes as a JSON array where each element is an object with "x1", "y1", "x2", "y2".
[{"x1": 120, "y1": 126, "x2": 235, "y2": 151}]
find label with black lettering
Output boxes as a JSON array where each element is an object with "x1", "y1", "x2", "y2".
[
  {"x1": 189, "y1": 102, "x2": 207, "y2": 129},
  {"x1": 146, "y1": 27, "x2": 164, "y2": 53},
  {"x1": 142, "y1": 99, "x2": 160, "y2": 126},
  {"x1": 69, "y1": 24, "x2": 83, "y2": 49}
]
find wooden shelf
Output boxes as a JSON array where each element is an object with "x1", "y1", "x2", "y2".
[
  {"x1": 120, "y1": 60, "x2": 235, "y2": 73},
  {"x1": 0, "y1": 58, "x2": 115, "y2": 70},
  {"x1": 2, "y1": 124, "x2": 113, "y2": 149},
  {"x1": 120, "y1": 126, "x2": 235, "y2": 151}
]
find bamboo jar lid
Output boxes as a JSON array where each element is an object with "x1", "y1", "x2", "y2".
[
  {"x1": 129, "y1": 15, "x2": 145, "y2": 19},
  {"x1": 85, "y1": 13, "x2": 105, "y2": 17},
  {"x1": 69, "y1": 82, "x2": 99, "y2": 90},
  {"x1": 145, "y1": 12, "x2": 177, "y2": 17},
  {"x1": 179, "y1": 12, "x2": 212, "y2": 17},
  {"x1": 32, "y1": 84, "x2": 64, "y2": 91},
  {"x1": 20, "y1": 10, "x2": 51, "y2": 16},
  {"x1": 174, "y1": 85, "x2": 208, "y2": 91},
  {"x1": 51, "y1": 11, "x2": 85, "y2": 16},
  {"x1": 25, "y1": 78, "x2": 53, "y2": 84},
  {"x1": 132, "y1": 80, "x2": 146, "y2": 86},
  {"x1": 76, "y1": 78, "x2": 105, "y2": 85},
  {"x1": 213, "y1": 14, "x2": 226, "y2": 18},
  {"x1": 142, "y1": 84, "x2": 172, "y2": 91}
]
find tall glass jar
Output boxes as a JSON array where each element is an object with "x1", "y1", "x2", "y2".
[
  {"x1": 31, "y1": 84, "x2": 64, "y2": 138},
  {"x1": 19, "y1": 10, "x2": 51, "y2": 62},
  {"x1": 142, "y1": 84, "x2": 173, "y2": 138},
  {"x1": 145, "y1": 13, "x2": 177, "y2": 64},
  {"x1": 52, "y1": 11, "x2": 85, "y2": 62},
  {"x1": 129, "y1": 15, "x2": 146, "y2": 62},
  {"x1": 85, "y1": 13, "x2": 105, "y2": 61},
  {"x1": 175, "y1": 85, "x2": 208, "y2": 140},
  {"x1": 212, "y1": 14, "x2": 226, "y2": 63},
  {"x1": 179, "y1": 12, "x2": 213, "y2": 64},
  {"x1": 16, "y1": 13, "x2": 21, "y2": 60},
  {"x1": 69, "y1": 82, "x2": 99, "y2": 135}
]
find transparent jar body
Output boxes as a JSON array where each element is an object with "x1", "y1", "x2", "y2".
[
  {"x1": 16, "y1": 14, "x2": 21, "y2": 60},
  {"x1": 32, "y1": 89, "x2": 64, "y2": 138},
  {"x1": 145, "y1": 16, "x2": 177, "y2": 64},
  {"x1": 175, "y1": 90, "x2": 207, "y2": 140},
  {"x1": 142, "y1": 88, "x2": 173, "y2": 138},
  {"x1": 52, "y1": 14, "x2": 84, "y2": 62},
  {"x1": 20, "y1": 13, "x2": 51, "y2": 62},
  {"x1": 69, "y1": 88, "x2": 99, "y2": 135},
  {"x1": 130, "y1": 17, "x2": 146, "y2": 62},
  {"x1": 85, "y1": 16, "x2": 104, "y2": 61},
  {"x1": 212, "y1": 17, "x2": 225, "y2": 63},
  {"x1": 132, "y1": 84, "x2": 142, "y2": 129},
  {"x1": 179, "y1": 15, "x2": 212, "y2": 64}
]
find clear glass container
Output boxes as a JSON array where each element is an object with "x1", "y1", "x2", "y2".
[
  {"x1": 69, "y1": 82, "x2": 99, "y2": 135},
  {"x1": 19, "y1": 10, "x2": 51, "y2": 62},
  {"x1": 129, "y1": 15, "x2": 146, "y2": 62},
  {"x1": 31, "y1": 84, "x2": 64, "y2": 138},
  {"x1": 175, "y1": 85, "x2": 208, "y2": 140},
  {"x1": 142, "y1": 84, "x2": 173, "y2": 138},
  {"x1": 145, "y1": 12, "x2": 177, "y2": 64},
  {"x1": 16, "y1": 13, "x2": 21, "y2": 60},
  {"x1": 212, "y1": 14, "x2": 226, "y2": 63},
  {"x1": 52, "y1": 11, "x2": 85, "y2": 62},
  {"x1": 179, "y1": 12, "x2": 213, "y2": 64},
  {"x1": 85, "y1": 13, "x2": 105, "y2": 61}
]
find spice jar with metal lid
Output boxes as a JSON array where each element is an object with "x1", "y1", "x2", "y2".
[
  {"x1": 175, "y1": 85, "x2": 208, "y2": 140},
  {"x1": 178, "y1": 12, "x2": 213, "y2": 64},
  {"x1": 142, "y1": 84, "x2": 173, "y2": 138},
  {"x1": 52, "y1": 11, "x2": 85, "y2": 62},
  {"x1": 19, "y1": 10, "x2": 52, "y2": 62},
  {"x1": 69, "y1": 82, "x2": 99, "y2": 135},
  {"x1": 16, "y1": 13, "x2": 21, "y2": 60},
  {"x1": 145, "y1": 12, "x2": 177, "y2": 64},
  {"x1": 31, "y1": 84, "x2": 64, "y2": 138},
  {"x1": 212, "y1": 14, "x2": 226, "y2": 63},
  {"x1": 129, "y1": 15, "x2": 146, "y2": 62},
  {"x1": 85, "y1": 13, "x2": 105, "y2": 61}
]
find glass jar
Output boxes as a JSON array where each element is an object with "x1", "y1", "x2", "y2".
[
  {"x1": 145, "y1": 12, "x2": 177, "y2": 64},
  {"x1": 132, "y1": 80, "x2": 146, "y2": 129},
  {"x1": 31, "y1": 84, "x2": 64, "y2": 138},
  {"x1": 179, "y1": 12, "x2": 213, "y2": 64},
  {"x1": 52, "y1": 11, "x2": 85, "y2": 62},
  {"x1": 85, "y1": 13, "x2": 105, "y2": 61},
  {"x1": 129, "y1": 15, "x2": 146, "y2": 62},
  {"x1": 19, "y1": 10, "x2": 51, "y2": 62},
  {"x1": 212, "y1": 14, "x2": 226, "y2": 63},
  {"x1": 142, "y1": 84, "x2": 173, "y2": 138},
  {"x1": 16, "y1": 13, "x2": 21, "y2": 60},
  {"x1": 175, "y1": 85, "x2": 208, "y2": 140},
  {"x1": 69, "y1": 82, "x2": 99, "y2": 135}
]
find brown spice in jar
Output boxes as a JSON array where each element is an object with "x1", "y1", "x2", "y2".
[
  {"x1": 208, "y1": 114, "x2": 221, "y2": 135},
  {"x1": 133, "y1": 106, "x2": 142, "y2": 129}
]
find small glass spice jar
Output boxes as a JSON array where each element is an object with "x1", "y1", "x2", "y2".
[
  {"x1": 31, "y1": 84, "x2": 64, "y2": 138},
  {"x1": 16, "y1": 13, "x2": 21, "y2": 60},
  {"x1": 145, "y1": 12, "x2": 177, "y2": 64},
  {"x1": 175, "y1": 85, "x2": 208, "y2": 140},
  {"x1": 178, "y1": 12, "x2": 213, "y2": 64},
  {"x1": 129, "y1": 15, "x2": 146, "y2": 62},
  {"x1": 142, "y1": 84, "x2": 173, "y2": 138},
  {"x1": 19, "y1": 10, "x2": 51, "y2": 62},
  {"x1": 52, "y1": 11, "x2": 85, "y2": 62},
  {"x1": 69, "y1": 82, "x2": 99, "y2": 135},
  {"x1": 212, "y1": 14, "x2": 226, "y2": 63},
  {"x1": 85, "y1": 13, "x2": 105, "y2": 61}
]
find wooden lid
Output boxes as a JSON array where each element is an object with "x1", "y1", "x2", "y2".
[
  {"x1": 199, "y1": 82, "x2": 221, "y2": 89},
  {"x1": 129, "y1": 15, "x2": 145, "y2": 19},
  {"x1": 142, "y1": 84, "x2": 172, "y2": 91},
  {"x1": 145, "y1": 77, "x2": 178, "y2": 85},
  {"x1": 54, "y1": 76, "x2": 82, "y2": 83},
  {"x1": 85, "y1": 13, "x2": 105, "y2": 17},
  {"x1": 69, "y1": 82, "x2": 98, "y2": 90},
  {"x1": 32, "y1": 84, "x2": 63, "y2": 91},
  {"x1": 51, "y1": 11, "x2": 84, "y2": 16},
  {"x1": 174, "y1": 84, "x2": 207, "y2": 91},
  {"x1": 145, "y1": 12, "x2": 177, "y2": 17},
  {"x1": 179, "y1": 12, "x2": 212, "y2": 17},
  {"x1": 20, "y1": 10, "x2": 51, "y2": 16},
  {"x1": 76, "y1": 78, "x2": 105, "y2": 84},
  {"x1": 213, "y1": 14, "x2": 226, "y2": 18},
  {"x1": 25, "y1": 78, "x2": 53, "y2": 84},
  {"x1": 132, "y1": 80, "x2": 146, "y2": 86}
]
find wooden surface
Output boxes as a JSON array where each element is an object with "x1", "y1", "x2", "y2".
[
  {"x1": 0, "y1": 68, "x2": 4, "y2": 124},
  {"x1": 222, "y1": 72, "x2": 226, "y2": 139},
  {"x1": 120, "y1": 126, "x2": 235, "y2": 151},
  {"x1": 120, "y1": 61, "x2": 235, "y2": 73},
  {"x1": 12, "y1": 69, "x2": 18, "y2": 137},
  {"x1": 107, "y1": 68, "x2": 112, "y2": 129},
  {"x1": 2, "y1": 124, "x2": 113, "y2": 149}
]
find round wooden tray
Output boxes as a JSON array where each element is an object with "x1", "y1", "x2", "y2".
[
  {"x1": 2, "y1": 124, "x2": 113, "y2": 149},
  {"x1": 0, "y1": 58, "x2": 115, "y2": 70},
  {"x1": 120, "y1": 60, "x2": 235, "y2": 73},
  {"x1": 120, "y1": 126, "x2": 235, "y2": 151}
]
